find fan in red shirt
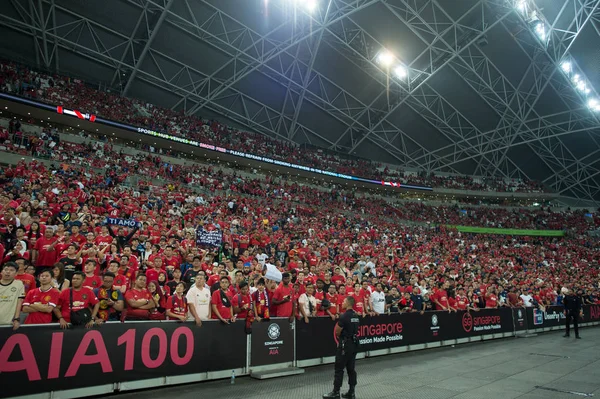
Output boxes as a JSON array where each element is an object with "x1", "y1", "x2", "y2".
[
  {"x1": 485, "y1": 287, "x2": 499, "y2": 308},
  {"x1": 94, "y1": 226, "x2": 113, "y2": 248},
  {"x1": 117, "y1": 256, "x2": 137, "y2": 284},
  {"x1": 55, "y1": 271, "x2": 100, "y2": 327},
  {"x1": 22, "y1": 269, "x2": 60, "y2": 324},
  {"x1": 325, "y1": 284, "x2": 339, "y2": 319},
  {"x1": 211, "y1": 276, "x2": 235, "y2": 323},
  {"x1": 15, "y1": 258, "x2": 36, "y2": 294},
  {"x1": 331, "y1": 267, "x2": 346, "y2": 286},
  {"x1": 146, "y1": 257, "x2": 165, "y2": 283},
  {"x1": 431, "y1": 282, "x2": 454, "y2": 312},
  {"x1": 70, "y1": 225, "x2": 87, "y2": 248},
  {"x1": 124, "y1": 274, "x2": 155, "y2": 320},
  {"x1": 252, "y1": 278, "x2": 271, "y2": 320},
  {"x1": 166, "y1": 282, "x2": 189, "y2": 320},
  {"x1": 82, "y1": 260, "x2": 102, "y2": 290},
  {"x1": 106, "y1": 260, "x2": 128, "y2": 293},
  {"x1": 314, "y1": 279, "x2": 326, "y2": 316},
  {"x1": 350, "y1": 283, "x2": 366, "y2": 316},
  {"x1": 34, "y1": 228, "x2": 59, "y2": 268},
  {"x1": 232, "y1": 281, "x2": 253, "y2": 319},
  {"x1": 295, "y1": 272, "x2": 307, "y2": 296},
  {"x1": 271, "y1": 273, "x2": 295, "y2": 318},
  {"x1": 454, "y1": 288, "x2": 470, "y2": 310}
]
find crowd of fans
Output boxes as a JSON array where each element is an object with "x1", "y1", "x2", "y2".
[
  {"x1": 0, "y1": 61, "x2": 547, "y2": 193},
  {"x1": 2, "y1": 123, "x2": 597, "y2": 234},
  {"x1": 0, "y1": 149, "x2": 598, "y2": 329}
]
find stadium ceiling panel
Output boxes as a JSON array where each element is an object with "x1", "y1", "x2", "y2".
[{"x1": 1, "y1": 0, "x2": 600, "y2": 202}]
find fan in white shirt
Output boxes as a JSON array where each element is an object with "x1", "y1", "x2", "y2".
[{"x1": 370, "y1": 284, "x2": 386, "y2": 315}]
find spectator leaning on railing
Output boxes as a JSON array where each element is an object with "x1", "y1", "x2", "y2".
[{"x1": 0, "y1": 262, "x2": 25, "y2": 330}]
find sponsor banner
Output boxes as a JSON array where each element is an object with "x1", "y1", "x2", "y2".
[
  {"x1": 296, "y1": 317, "x2": 337, "y2": 360},
  {"x1": 251, "y1": 318, "x2": 294, "y2": 366},
  {"x1": 443, "y1": 225, "x2": 565, "y2": 236},
  {"x1": 296, "y1": 308, "x2": 515, "y2": 359},
  {"x1": 195, "y1": 227, "x2": 223, "y2": 247},
  {"x1": 105, "y1": 217, "x2": 141, "y2": 229},
  {"x1": 526, "y1": 306, "x2": 567, "y2": 329},
  {"x1": 512, "y1": 308, "x2": 528, "y2": 331},
  {"x1": 584, "y1": 304, "x2": 600, "y2": 323},
  {"x1": 433, "y1": 308, "x2": 514, "y2": 340},
  {"x1": 0, "y1": 321, "x2": 246, "y2": 397}
]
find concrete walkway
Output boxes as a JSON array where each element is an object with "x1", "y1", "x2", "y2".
[{"x1": 106, "y1": 326, "x2": 600, "y2": 399}]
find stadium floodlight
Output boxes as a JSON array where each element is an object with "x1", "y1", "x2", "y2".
[
  {"x1": 393, "y1": 65, "x2": 407, "y2": 79},
  {"x1": 516, "y1": 0, "x2": 527, "y2": 14},
  {"x1": 377, "y1": 50, "x2": 394, "y2": 67},
  {"x1": 305, "y1": 0, "x2": 318, "y2": 12},
  {"x1": 534, "y1": 21, "x2": 547, "y2": 41},
  {"x1": 576, "y1": 80, "x2": 587, "y2": 92},
  {"x1": 560, "y1": 61, "x2": 572, "y2": 73},
  {"x1": 588, "y1": 98, "x2": 600, "y2": 111},
  {"x1": 572, "y1": 74, "x2": 581, "y2": 83}
]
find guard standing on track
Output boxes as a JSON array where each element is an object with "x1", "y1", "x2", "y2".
[
  {"x1": 323, "y1": 296, "x2": 360, "y2": 399},
  {"x1": 563, "y1": 288, "x2": 583, "y2": 339}
]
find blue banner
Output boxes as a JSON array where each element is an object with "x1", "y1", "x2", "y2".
[{"x1": 105, "y1": 217, "x2": 141, "y2": 229}]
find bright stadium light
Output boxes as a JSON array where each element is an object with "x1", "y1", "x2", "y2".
[
  {"x1": 393, "y1": 65, "x2": 407, "y2": 79},
  {"x1": 572, "y1": 74, "x2": 581, "y2": 83},
  {"x1": 576, "y1": 80, "x2": 587, "y2": 92},
  {"x1": 560, "y1": 61, "x2": 572, "y2": 73},
  {"x1": 305, "y1": 0, "x2": 318, "y2": 12},
  {"x1": 588, "y1": 98, "x2": 600, "y2": 111},
  {"x1": 377, "y1": 50, "x2": 394, "y2": 67},
  {"x1": 516, "y1": 0, "x2": 527, "y2": 14},
  {"x1": 534, "y1": 22, "x2": 546, "y2": 41}
]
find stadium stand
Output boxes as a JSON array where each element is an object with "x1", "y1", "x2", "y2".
[
  {"x1": 0, "y1": 120, "x2": 599, "y2": 328},
  {"x1": 0, "y1": 61, "x2": 547, "y2": 193}
]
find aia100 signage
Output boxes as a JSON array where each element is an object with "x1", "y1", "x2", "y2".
[{"x1": 0, "y1": 322, "x2": 247, "y2": 397}]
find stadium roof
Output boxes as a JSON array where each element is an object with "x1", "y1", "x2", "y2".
[{"x1": 1, "y1": 0, "x2": 600, "y2": 203}]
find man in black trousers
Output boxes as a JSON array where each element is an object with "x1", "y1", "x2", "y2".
[
  {"x1": 563, "y1": 288, "x2": 583, "y2": 339},
  {"x1": 323, "y1": 296, "x2": 360, "y2": 399}
]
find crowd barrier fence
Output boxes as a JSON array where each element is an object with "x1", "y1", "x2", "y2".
[{"x1": 1, "y1": 305, "x2": 599, "y2": 399}]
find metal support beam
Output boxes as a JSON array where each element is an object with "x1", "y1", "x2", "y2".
[
  {"x1": 288, "y1": 0, "x2": 332, "y2": 139},
  {"x1": 109, "y1": 2, "x2": 150, "y2": 87},
  {"x1": 353, "y1": 0, "x2": 513, "y2": 156},
  {"x1": 184, "y1": 0, "x2": 381, "y2": 116},
  {"x1": 122, "y1": 0, "x2": 173, "y2": 96}
]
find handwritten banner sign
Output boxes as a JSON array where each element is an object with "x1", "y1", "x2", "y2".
[
  {"x1": 196, "y1": 228, "x2": 223, "y2": 247},
  {"x1": 105, "y1": 217, "x2": 141, "y2": 229}
]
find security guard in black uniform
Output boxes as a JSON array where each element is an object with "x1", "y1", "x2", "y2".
[
  {"x1": 563, "y1": 288, "x2": 583, "y2": 339},
  {"x1": 323, "y1": 296, "x2": 360, "y2": 399}
]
